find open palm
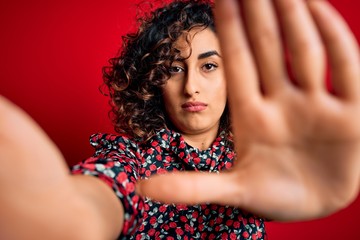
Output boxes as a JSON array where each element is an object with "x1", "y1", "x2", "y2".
[{"x1": 138, "y1": 0, "x2": 360, "y2": 221}]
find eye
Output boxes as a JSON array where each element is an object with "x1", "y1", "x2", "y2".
[
  {"x1": 169, "y1": 66, "x2": 184, "y2": 74},
  {"x1": 202, "y1": 63, "x2": 218, "y2": 72}
]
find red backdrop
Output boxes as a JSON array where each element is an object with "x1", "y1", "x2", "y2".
[{"x1": 0, "y1": 0, "x2": 359, "y2": 239}]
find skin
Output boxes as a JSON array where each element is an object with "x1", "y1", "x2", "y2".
[
  {"x1": 162, "y1": 28, "x2": 227, "y2": 150},
  {"x1": 0, "y1": 0, "x2": 359, "y2": 239}
]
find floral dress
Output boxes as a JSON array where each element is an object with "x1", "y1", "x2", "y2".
[{"x1": 72, "y1": 128, "x2": 266, "y2": 239}]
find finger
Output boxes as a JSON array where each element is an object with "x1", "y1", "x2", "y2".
[
  {"x1": 275, "y1": 0, "x2": 326, "y2": 92},
  {"x1": 308, "y1": 1, "x2": 360, "y2": 100},
  {"x1": 242, "y1": 0, "x2": 289, "y2": 96},
  {"x1": 214, "y1": 0, "x2": 260, "y2": 103},
  {"x1": 136, "y1": 171, "x2": 241, "y2": 205}
]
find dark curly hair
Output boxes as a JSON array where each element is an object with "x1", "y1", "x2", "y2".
[{"x1": 102, "y1": 0, "x2": 230, "y2": 140}]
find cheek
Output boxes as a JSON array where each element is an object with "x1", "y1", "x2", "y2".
[
  {"x1": 162, "y1": 81, "x2": 177, "y2": 96},
  {"x1": 162, "y1": 80, "x2": 183, "y2": 101},
  {"x1": 162, "y1": 87, "x2": 177, "y2": 111},
  {"x1": 213, "y1": 77, "x2": 227, "y2": 102},
  {"x1": 217, "y1": 90, "x2": 227, "y2": 110}
]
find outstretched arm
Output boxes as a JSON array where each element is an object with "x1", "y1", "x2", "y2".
[
  {"x1": 137, "y1": 0, "x2": 360, "y2": 221},
  {"x1": 0, "y1": 96, "x2": 124, "y2": 239}
]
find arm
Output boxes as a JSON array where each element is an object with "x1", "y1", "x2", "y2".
[{"x1": 0, "y1": 96, "x2": 123, "y2": 240}]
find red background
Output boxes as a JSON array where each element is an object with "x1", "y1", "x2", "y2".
[{"x1": 0, "y1": 0, "x2": 359, "y2": 239}]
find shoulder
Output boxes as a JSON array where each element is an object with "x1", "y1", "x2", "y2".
[
  {"x1": 88, "y1": 129, "x2": 177, "y2": 157},
  {"x1": 90, "y1": 133, "x2": 139, "y2": 149},
  {"x1": 88, "y1": 133, "x2": 142, "y2": 157}
]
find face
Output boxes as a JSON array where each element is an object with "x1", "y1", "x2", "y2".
[{"x1": 162, "y1": 27, "x2": 227, "y2": 136}]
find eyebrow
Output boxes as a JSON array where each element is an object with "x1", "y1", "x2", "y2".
[
  {"x1": 198, "y1": 50, "x2": 221, "y2": 60},
  {"x1": 173, "y1": 50, "x2": 221, "y2": 62}
]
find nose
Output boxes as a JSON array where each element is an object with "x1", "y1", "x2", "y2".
[{"x1": 183, "y1": 69, "x2": 200, "y2": 96}]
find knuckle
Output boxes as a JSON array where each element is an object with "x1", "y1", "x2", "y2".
[
  {"x1": 292, "y1": 39, "x2": 323, "y2": 57},
  {"x1": 277, "y1": 0, "x2": 300, "y2": 14},
  {"x1": 252, "y1": 26, "x2": 279, "y2": 49}
]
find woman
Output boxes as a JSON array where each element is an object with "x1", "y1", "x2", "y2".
[
  {"x1": 0, "y1": 0, "x2": 359, "y2": 239},
  {"x1": 72, "y1": 1, "x2": 265, "y2": 238}
]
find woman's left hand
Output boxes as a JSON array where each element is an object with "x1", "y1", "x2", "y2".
[{"x1": 137, "y1": 0, "x2": 360, "y2": 221}]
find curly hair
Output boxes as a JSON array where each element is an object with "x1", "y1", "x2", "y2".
[{"x1": 102, "y1": 0, "x2": 230, "y2": 140}]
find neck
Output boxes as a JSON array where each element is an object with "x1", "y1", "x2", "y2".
[{"x1": 181, "y1": 127, "x2": 219, "y2": 150}]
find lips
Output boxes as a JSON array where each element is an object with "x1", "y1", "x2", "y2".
[{"x1": 181, "y1": 101, "x2": 208, "y2": 112}]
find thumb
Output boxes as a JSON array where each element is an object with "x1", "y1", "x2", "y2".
[{"x1": 136, "y1": 171, "x2": 241, "y2": 205}]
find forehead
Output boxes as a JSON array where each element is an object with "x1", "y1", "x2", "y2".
[{"x1": 173, "y1": 27, "x2": 220, "y2": 56}]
